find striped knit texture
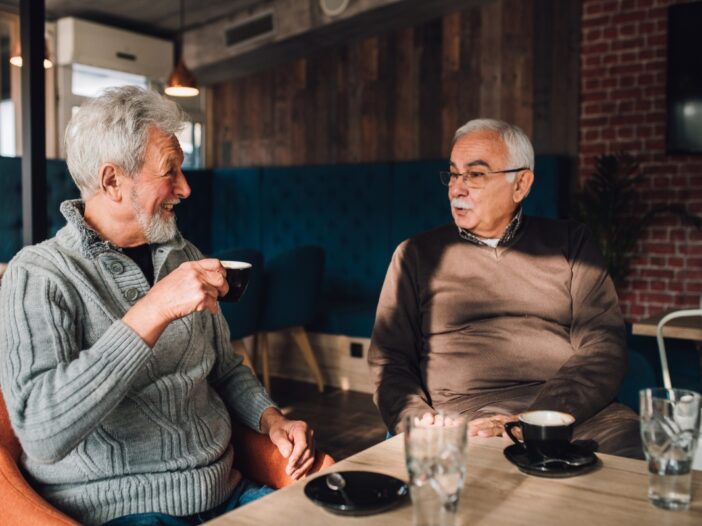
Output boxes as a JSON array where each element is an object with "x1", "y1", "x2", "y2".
[{"x1": 0, "y1": 200, "x2": 276, "y2": 525}]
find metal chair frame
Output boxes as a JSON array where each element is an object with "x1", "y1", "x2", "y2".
[{"x1": 655, "y1": 307, "x2": 702, "y2": 389}]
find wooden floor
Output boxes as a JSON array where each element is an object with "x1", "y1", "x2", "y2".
[{"x1": 268, "y1": 377, "x2": 387, "y2": 461}]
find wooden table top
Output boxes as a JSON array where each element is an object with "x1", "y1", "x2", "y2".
[
  {"x1": 632, "y1": 310, "x2": 702, "y2": 340},
  {"x1": 208, "y1": 434, "x2": 702, "y2": 525}
]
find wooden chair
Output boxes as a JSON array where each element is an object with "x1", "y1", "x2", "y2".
[{"x1": 0, "y1": 389, "x2": 334, "y2": 525}]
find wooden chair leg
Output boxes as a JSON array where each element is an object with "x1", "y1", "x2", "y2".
[
  {"x1": 290, "y1": 326, "x2": 324, "y2": 393},
  {"x1": 231, "y1": 339, "x2": 255, "y2": 373},
  {"x1": 258, "y1": 331, "x2": 271, "y2": 393}
]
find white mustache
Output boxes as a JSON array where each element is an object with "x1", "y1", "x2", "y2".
[{"x1": 451, "y1": 197, "x2": 473, "y2": 210}]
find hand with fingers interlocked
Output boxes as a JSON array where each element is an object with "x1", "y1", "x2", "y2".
[{"x1": 260, "y1": 408, "x2": 316, "y2": 480}]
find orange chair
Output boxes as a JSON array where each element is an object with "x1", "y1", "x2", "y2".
[{"x1": 0, "y1": 389, "x2": 334, "y2": 525}]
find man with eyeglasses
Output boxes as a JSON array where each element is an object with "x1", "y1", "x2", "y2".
[{"x1": 368, "y1": 118, "x2": 642, "y2": 458}]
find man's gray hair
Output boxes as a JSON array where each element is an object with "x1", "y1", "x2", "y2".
[
  {"x1": 453, "y1": 118, "x2": 535, "y2": 171},
  {"x1": 65, "y1": 86, "x2": 185, "y2": 198}
]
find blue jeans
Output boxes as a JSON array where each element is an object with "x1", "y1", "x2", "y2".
[{"x1": 102, "y1": 478, "x2": 274, "y2": 525}]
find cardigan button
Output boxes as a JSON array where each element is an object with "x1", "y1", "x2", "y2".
[
  {"x1": 109, "y1": 261, "x2": 124, "y2": 274},
  {"x1": 124, "y1": 288, "x2": 139, "y2": 302}
]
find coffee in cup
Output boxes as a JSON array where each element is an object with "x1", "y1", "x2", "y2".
[
  {"x1": 504, "y1": 410, "x2": 575, "y2": 462},
  {"x1": 220, "y1": 260, "x2": 252, "y2": 302}
]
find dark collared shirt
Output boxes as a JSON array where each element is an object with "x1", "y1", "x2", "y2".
[{"x1": 458, "y1": 207, "x2": 524, "y2": 247}]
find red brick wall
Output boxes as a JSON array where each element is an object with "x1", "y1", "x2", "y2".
[{"x1": 580, "y1": 0, "x2": 702, "y2": 321}]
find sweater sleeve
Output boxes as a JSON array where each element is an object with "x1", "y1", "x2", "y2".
[
  {"x1": 528, "y1": 223, "x2": 627, "y2": 423},
  {"x1": 0, "y1": 261, "x2": 153, "y2": 463},
  {"x1": 368, "y1": 241, "x2": 433, "y2": 434}
]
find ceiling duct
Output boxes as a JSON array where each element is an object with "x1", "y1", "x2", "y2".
[
  {"x1": 185, "y1": 0, "x2": 489, "y2": 85},
  {"x1": 225, "y1": 11, "x2": 275, "y2": 49}
]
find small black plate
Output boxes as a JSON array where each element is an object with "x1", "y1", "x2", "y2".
[
  {"x1": 304, "y1": 471, "x2": 409, "y2": 516},
  {"x1": 503, "y1": 443, "x2": 600, "y2": 478}
]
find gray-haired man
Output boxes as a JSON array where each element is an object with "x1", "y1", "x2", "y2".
[
  {"x1": 0, "y1": 86, "x2": 315, "y2": 525},
  {"x1": 369, "y1": 118, "x2": 642, "y2": 458}
]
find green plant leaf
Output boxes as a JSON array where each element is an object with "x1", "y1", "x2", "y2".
[{"x1": 573, "y1": 153, "x2": 702, "y2": 287}]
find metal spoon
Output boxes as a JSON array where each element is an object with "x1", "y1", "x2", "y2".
[
  {"x1": 531, "y1": 456, "x2": 591, "y2": 469},
  {"x1": 326, "y1": 472, "x2": 353, "y2": 507},
  {"x1": 326, "y1": 472, "x2": 346, "y2": 491}
]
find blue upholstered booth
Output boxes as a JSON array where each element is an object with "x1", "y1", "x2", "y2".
[
  {"x1": 209, "y1": 155, "x2": 568, "y2": 337},
  {"x1": 0, "y1": 154, "x2": 569, "y2": 339},
  {"x1": 4, "y1": 154, "x2": 696, "y2": 404},
  {"x1": 0, "y1": 156, "x2": 80, "y2": 261}
]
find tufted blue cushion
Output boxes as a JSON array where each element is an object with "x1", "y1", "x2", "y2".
[
  {"x1": 0, "y1": 156, "x2": 23, "y2": 261},
  {"x1": 0, "y1": 155, "x2": 569, "y2": 339},
  {"x1": 211, "y1": 167, "x2": 262, "y2": 253},
  {"x1": 260, "y1": 164, "x2": 392, "y2": 301},
  {"x1": 177, "y1": 169, "x2": 213, "y2": 254},
  {"x1": 390, "y1": 160, "x2": 451, "y2": 248},
  {"x1": 46, "y1": 160, "x2": 81, "y2": 237},
  {"x1": 211, "y1": 247, "x2": 264, "y2": 340},
  {"x1": 259, "y1": 245, "x2": 325, "y2": 331},
  {"x1": 0, "y1": 157, "x2": 80, "y2": 262},
  {"x1": 525, "y1": 155, "x2": 569, "y2": 219}
]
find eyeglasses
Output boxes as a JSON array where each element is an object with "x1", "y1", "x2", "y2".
[{"x1": 439, "y1": 167, "x2": 528, "y2": 188}]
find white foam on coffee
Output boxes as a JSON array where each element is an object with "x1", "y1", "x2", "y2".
[
  {"x1": 220, "y1": 261, "x2": 252, "y2": 270},
  {"x1": 520, "y1": 410, "x2": 574, "y2": 426}
]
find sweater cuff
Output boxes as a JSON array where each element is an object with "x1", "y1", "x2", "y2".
[
  {"x1": 99, "y1": 320, "x2": 153, "y2": 379},
  {"x1": 239, "y1": 392, "x2": 279, "y2": 432}
]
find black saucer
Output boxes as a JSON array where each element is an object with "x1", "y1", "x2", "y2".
[
  {"x1": 304, "y1": 471, "x2": 409, "y2": 516},
  {"x1": 503, "y1": 442, "x2": 599, "y2": 478}
]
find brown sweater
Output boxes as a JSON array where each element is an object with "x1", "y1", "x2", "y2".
[{"x1": 368, "y1": 217, "x2": 627, "y2": 433}]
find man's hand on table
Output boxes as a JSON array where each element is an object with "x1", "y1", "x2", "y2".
[
  {"x1": 469, "y1": 414, "x2": 519, "y2": 439},
  {"x1": 260, "y1": 407, "x2": 316, "y2": 480}
]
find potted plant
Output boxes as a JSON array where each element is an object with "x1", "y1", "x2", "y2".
[{"x1": 573, "y1": 153, "x2": 702, "y2": 287}]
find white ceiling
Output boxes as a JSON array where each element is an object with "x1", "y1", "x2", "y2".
[{"x1": 0, "y1": 0, "x2": 263, "y2": 37}]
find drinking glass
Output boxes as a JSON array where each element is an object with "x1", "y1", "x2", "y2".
[
  {"x1": 404, "y1": 413, "x2": 468, "y2": 526},
  {"x1": 639, "y1": 388, "x2": 701, "y2": 510}
]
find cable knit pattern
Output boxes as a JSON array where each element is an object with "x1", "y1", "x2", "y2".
[{"x1": 0, "y1": 200, "x2": 276, "y2": 525}]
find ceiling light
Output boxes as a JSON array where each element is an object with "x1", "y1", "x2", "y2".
[
  {"x1": 9, "y1": 38, "x2": 53, "y2": 69},
  {"x1": 165, "y1": 0, "x2": 199, "y2": 97}
]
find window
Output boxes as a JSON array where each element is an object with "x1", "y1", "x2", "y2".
[
  {"x1": 0, "y1": 15, "x2": 16, "y2": 156},
  {"x1": 177, "y1": 121, "x2": 202, "y2": 169},
  {"x1": 71, "y1": 63, "x2": 147, "y2": 98},
  {"x1": 57, "y1": 65, "x2": 205, "y2": 168}
]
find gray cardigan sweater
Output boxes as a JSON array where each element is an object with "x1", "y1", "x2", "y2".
[{"x1": 0, "y1": 200, "x2": 276, "y2": 525}]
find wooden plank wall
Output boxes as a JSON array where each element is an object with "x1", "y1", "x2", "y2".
[{"x1": 211, "y1": 0, "x2": 577, "y2": 167}]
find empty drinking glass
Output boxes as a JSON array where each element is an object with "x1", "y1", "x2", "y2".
[
  {"x1": 639, "y1": 388, "x2": 701, "y2": 510},
  {"x1": 404, "y1": 413, "x2": 468, "y2": 526}
]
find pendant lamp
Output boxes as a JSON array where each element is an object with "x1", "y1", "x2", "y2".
[
  {"x1": 9, "y1": 37, "x2": 53, "y2": 69},
  {"x1": 165, "y1": 0, "x2": 199, "y2": 97}
]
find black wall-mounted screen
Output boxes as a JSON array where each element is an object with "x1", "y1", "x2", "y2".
[{"x1": 667, "y1": 1, "x2": 702, "y2": 153}]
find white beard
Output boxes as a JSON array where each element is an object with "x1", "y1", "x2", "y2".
[{"x1": 131, "y1": 189, "x2": 178, "y2": 244}]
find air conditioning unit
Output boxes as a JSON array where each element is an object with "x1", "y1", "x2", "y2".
[{"x1": 56, "y1": 17, "x2": 173, "y2": 80}]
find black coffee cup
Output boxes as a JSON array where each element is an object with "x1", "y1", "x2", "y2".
[
  {"x1": 504, "y1": 410, "x2": 575, "y2": 462},
  {"x1": 220, "y1": 261, "x2": 252, "y2": 302}
]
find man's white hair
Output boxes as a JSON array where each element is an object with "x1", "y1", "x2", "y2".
[
  {"x1": 65, "y1": 86, "x2": 185, "y2": 199},
  {"x1": 453, "y1": 118, "x2": 535, "y2": 172}
]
